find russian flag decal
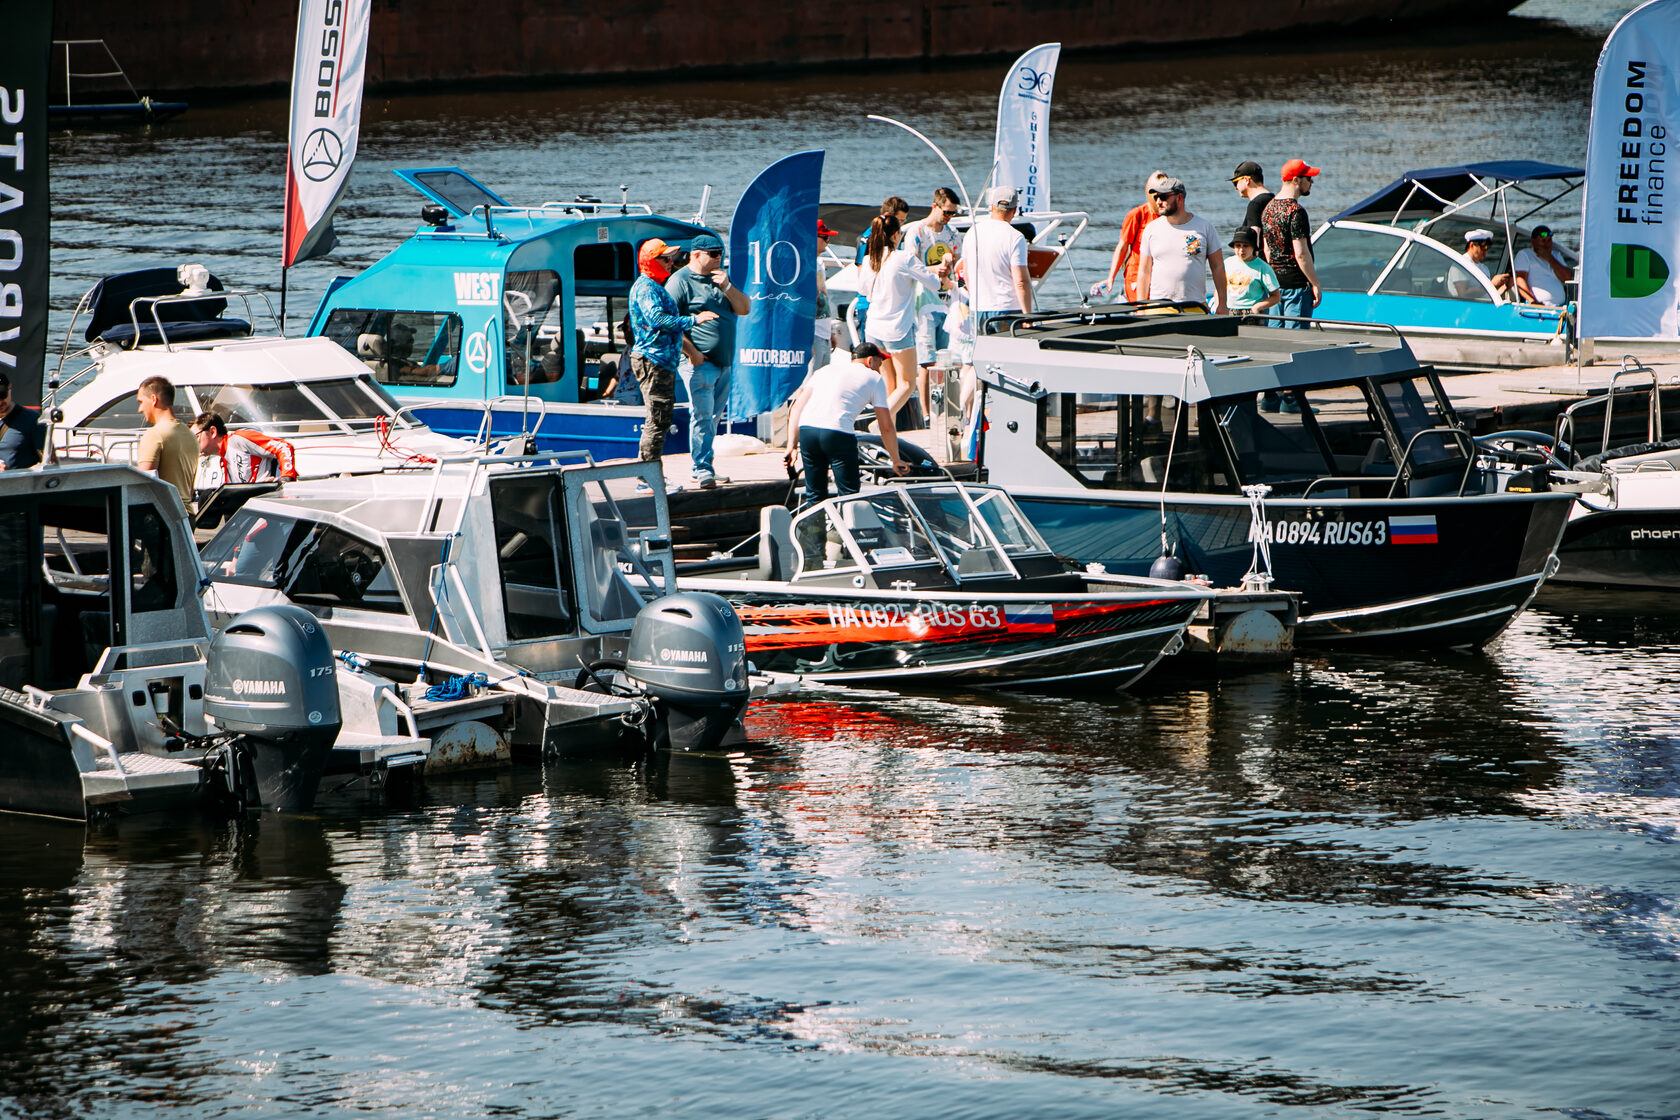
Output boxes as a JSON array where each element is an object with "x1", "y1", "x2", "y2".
[
  {"x1": 1388, "y1": 514, "x2": 1439, "y2": 545},
  {"x1": 1004, "y1": 603, "x2": 1057, "y2": 633}
]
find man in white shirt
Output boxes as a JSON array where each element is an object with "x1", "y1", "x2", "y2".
[
  {"x1": 1136, "y1": 178, "x2": 1228, "y2": 313},
  {"x1": 961, "y1": 185, "x2": 1033, "y2": 334},
  {"x1": 783, "y1": 342, "x2": 907, "y2": 504},
  {"x1": 1512, "y1": 225, "x2": 1573, "y2": 306},
  {"x1": 1452, "y1": 229, "x2": 1516, "y2": 299}
]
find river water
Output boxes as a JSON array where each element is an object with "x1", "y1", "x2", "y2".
[{"x1": 11, "y1": 2, "x2": 1680, "y2": 1117}]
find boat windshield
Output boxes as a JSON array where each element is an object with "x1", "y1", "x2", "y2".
[
  {"x1": 192, "y1": 377, "x2": 408, "y2": 433},
  {"x1": 821, "y1": 492, "x2": 940, "y2": 570},
  {"x1": 201, "y1": 509, "x2": 406, "y2": 614},
  {"x1": 967, "y1": 489, "x2": 1050, "y2": 557},
  {"x1": 901, "y1": 487, "x2": 1014, "y2": 577}
]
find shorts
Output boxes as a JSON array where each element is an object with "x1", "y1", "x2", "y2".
[
  {"x1": 865, "y1": 326, "x2": 916, "y2": 354},
  {"x1": 914, "y1": 306, "x2": 949, "y2": 366}
]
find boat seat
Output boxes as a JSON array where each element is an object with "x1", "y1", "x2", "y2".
[
  {"x1": 99, "y1": 318, "x2": 253, "y2": 348},
  {"x1": 756, "y1": 505, "x2": 795, "y2": 582},
  {"x1": 356, "y1": 333, "x2": 388, "y2": 377},
  {"x1": 1575, "y1": 437, "x2": 1680, "y2": 473}
]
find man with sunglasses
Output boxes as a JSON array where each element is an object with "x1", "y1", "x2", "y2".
[
  {"x1": 0, "y1": 374, "x2": 42, "y2": 471},
  {"x1": 903, "y1": 187, "x2": 963, "y2": 418},
  {"x1": 1513, "y1": 225, "x2": 1574, "y2": 307},
  {"x1": 1260, "y1": 158, "x2": 1323, "y2": 329},
  {"x1": 667, "y1": 232, "x2": 747, "y2": 488}
]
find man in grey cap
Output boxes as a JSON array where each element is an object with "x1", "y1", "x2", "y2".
[
  {"x1": 668, "y1": 231, "x2": 750, "y2": 488},
  {"x1": 961, "y1": 185, "x2": 1033, "y2": 333}
]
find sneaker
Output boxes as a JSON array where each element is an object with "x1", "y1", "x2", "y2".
[
  {"x1": 691, "y1": 474, "x2": 728, "y2": 490},
  {"x1": 1279, "y1": 397, "x2": 1302, "y2": 414},
  {"x1": 634, "y1": 479, "x2": 655, "y2": 495},
  {"x1": 1260, "y1": 392, "x2": 1281, "y2": 413}
]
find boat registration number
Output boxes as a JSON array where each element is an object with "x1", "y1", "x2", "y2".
[
  {"x1": 826, "y1": 602, "x2": 1007, "y2": 631},
  {"x1": 1252, "y1": 519, "x2": 1389, "y2": 546}
]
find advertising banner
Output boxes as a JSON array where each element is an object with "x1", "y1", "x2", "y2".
[
  {"x1": 0, "y1": 1, "x2": 51, "y2": 404},
  {"x1": 1580, "y1": 0, "x2": 1680, "y2": 339},
  {"x1": 992, "y1": 43, "x2": 1061, "y2": 216},
  {"x1": 283, "y1": 0, "x2": 371, "y2": 267},
  {"x1": 728, "y1": 150, "x2": 823, "y2": 419}
]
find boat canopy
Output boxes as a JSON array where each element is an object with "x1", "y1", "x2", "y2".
[
  {"x1": 1331, "y1": 161, "x2": 1584, "y2": 223},
  {"x1": 79, "y1": 267, "x2": 248, "y2": 346}
]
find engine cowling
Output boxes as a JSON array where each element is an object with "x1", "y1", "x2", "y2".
[{"x1": 624, "y1": 592, "x2": 748, "y2": 751}]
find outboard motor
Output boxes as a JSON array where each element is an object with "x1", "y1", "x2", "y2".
[
  {"x1": 624, "y1": 592, "x2": 749, "y2": 752},
  {"x1": 203, "y1": 605, "x2": 342, "y2": 812}
]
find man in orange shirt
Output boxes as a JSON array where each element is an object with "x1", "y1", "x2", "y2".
[{"x1": 1101, "y1": 171, "x2": 1169, "y2": 301}]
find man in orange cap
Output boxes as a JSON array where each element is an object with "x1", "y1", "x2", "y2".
[
  {"x1": 630, "y1": 238, "x2": 717, "y2": 468},
  {"x1": 1260, "y1": 159, "x2": 1323, "y2": 337}
]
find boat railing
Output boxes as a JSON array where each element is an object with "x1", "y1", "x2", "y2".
[
  {"x1": 53, "y1": 39, "x2": 143, "y2": 110},
  {"x1": 1555, "y1": 357, "x2": 1664, "y2": 462},
  {"x1": 55, "y1": 433, "x2": 142, "y2": 466},
  {"x1": 90, "y1": 640, "x2": 208, "y2": 676}
]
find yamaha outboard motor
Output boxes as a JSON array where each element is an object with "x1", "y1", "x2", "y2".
[
  {"x1": 203, "y1": 605, "x2": 342, "y2": 812},
  {"x1": 624, "y1": 592, "x2": 749, "y2": 752}
]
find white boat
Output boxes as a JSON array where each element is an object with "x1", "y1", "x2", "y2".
[
  {"x1": 46, "y1": 265, "x2": 487, "y2": 518},
  {"x1": 199, "y1": 454, "x2": 755, "y2": 754}
]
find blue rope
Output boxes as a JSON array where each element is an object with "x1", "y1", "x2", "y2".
[{"x1": 424, "y1": 672, "x2": 488, "y2": 702}]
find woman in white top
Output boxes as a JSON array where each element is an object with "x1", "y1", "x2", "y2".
[{"x1": 857, "y1": 214, "x2": 946, "y2": 421}]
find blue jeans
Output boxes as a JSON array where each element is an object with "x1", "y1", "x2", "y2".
[
  {"x1": 1276, "y1": 285, "x2": 1313, "y2": 328},
  {"x1": 799, "y1": 426, "x2": 860, "y2": 504},
  {"x1": 679, "y1": 356, "x2": 732, "y2": 478}
]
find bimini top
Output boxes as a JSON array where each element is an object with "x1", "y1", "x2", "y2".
[
  {"x1": 973, "y1": 307, "x2": 1421, "y2": 402},
  {"x1": 1331, "y1": 161, "x2": 1585, "y2": 223}
]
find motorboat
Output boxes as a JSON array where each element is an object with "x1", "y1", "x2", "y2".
[
  {"x1": 0, "y1": 464, "x2": 391, "y2": 820},
  {"x1": 1309, "y1": 161, "x2": 1582, "y2": 368},
  {"x1": 199, "y1": 453, "x2": 754, "y2": 753},
  {"x1": 47, "y1": 266, "x2": 480, "y2": 519},
  {"x1": 1477, "y1": 359, "x2": 1680, "y2": 590},
  {"x1": 302, "y1": 168, "x2": 756, "y2": 460},
  {"x1": 970, "y1": 306, "x2": 1575, "y2": 649},
  {"x1": 680, "y1": 481, "x2": 1216, "y2": 688}
]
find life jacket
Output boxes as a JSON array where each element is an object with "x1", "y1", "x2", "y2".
[{"x1": 225, "y1": 430, "x2": 298, "y2": 482}]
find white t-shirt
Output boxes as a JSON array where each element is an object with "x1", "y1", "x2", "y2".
[
  {"x1": 858, "y1": 249, "x2": 943, "y2": 342},
  {"x1": 961, "y1": 218, "x2": 1030, "y2": 314},
  {"x1": 1449, "y1": 256, "x2": 1492, "y2": 299},
  {"x1": 1140, "y1": 214, "x2": 1219, "y2": 303},
  {"x1": 904, "y1": 220, "x2": 959, "y2": 309},
  {"x1": 799, "y1": 362, "x2": 890, "y2": 433},
  {"x1": 1513, "y1": 247, "x2": 1566, "y2": 305}
]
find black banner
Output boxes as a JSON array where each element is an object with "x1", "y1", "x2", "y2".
[{"x1": 0, "y1": 1, "x2": 50, "y2": 406}]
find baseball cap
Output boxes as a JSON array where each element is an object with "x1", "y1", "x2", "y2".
[
  {"x1": 1531, "y1": 224, "x2": 1553, "y2": 239},
  {"x1": 1152, "y1": 177, "x2": 1186, "y2": 196},
  {"x1": 638, "y1": 238, "x2": 674, "y2": 269},
  {"x1": 984, "y1": 185, "x2": 1021, "y2": 210},
  {"x1": 1231, "y1": 160, "x2": 1263, "y2": 183},
  {"x1": 816, "y1": 219, "x2": 838, "y2": 238},
  {"x1": 1281, "y1": 158, "x2": 1321, "y2": 181},
  {"x1": 1464, "y1": 229, "x2": 1493, "y2": 243},
  {"x1": 1229, "y1": 227, "x2": 1258, "y2": 248}
]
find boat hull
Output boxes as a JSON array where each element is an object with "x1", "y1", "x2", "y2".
[
  {"x1": 1014, "y1": 491, "x2": 1573, "y2": 649},
  {"x1": 1551, "y1": 508, "x2": 1680, "y2": 589},
  {"x1": 684, "y1": 582, "x2": 1204, "y2": 688}
]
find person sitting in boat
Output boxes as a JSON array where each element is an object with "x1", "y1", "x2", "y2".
[
  {"x1": 1452, "y1": 230, "x2": 1518, "y2": 301},
  {"x1": 191, "y1": 413, "x2": 296, "y2": 486},
  {"x1": 1513, "y1": 225, "x2": 1573, "y2": 307}
]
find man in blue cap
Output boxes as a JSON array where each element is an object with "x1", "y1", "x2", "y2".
[{"x1": 668, "y1": 232, "x2": 750, "y2": 489}]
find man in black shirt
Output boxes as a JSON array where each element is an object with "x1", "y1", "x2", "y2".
[
  {"x1": 1232, "y1": 161, "x2": 1273, "y2": 248},
  {"x1": 0, "y1": 374, "x2": 43, "y2": 471}
]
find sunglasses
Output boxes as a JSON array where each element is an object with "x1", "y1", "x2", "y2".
[{"x1": 941, "y1": 209, "x2": 960, "y2": 217}]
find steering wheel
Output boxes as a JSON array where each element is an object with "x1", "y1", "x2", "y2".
[{"x1": 1474, "y1": 430, "x2": 1571, "y2": 469}]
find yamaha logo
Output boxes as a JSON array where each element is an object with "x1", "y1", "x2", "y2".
[
  {"x1": 300, "y1": 128, "x2": 345, "y2": 182},
  {"x1": 232, "y1": 679, "x2": 286, "y2": 696},
  {"x1": 660, "y1": 648, "x2": 709, "y2": 664}
]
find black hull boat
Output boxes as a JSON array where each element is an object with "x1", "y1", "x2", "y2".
[
  {"x1": 974, "y1": 307, "x2": 1573, "y2": 649},
  {"x1": 682, "y1": 482, "x2": 1211, "y2": 689}
]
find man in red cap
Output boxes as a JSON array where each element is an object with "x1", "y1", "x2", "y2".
[
  {"x1": 630, "y1": 238, "x2": 717, "y2": 470},
  {"x1": 1261, "y1": 159, "x2": 1324, "y2": 340},
  {"x1": 813, "y1": 219, "x2": 840, "y2": 372}
]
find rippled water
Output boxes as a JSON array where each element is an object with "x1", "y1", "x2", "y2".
[{"x1": 10, "y1": 3, "x2": 1680, "y2": 1116}]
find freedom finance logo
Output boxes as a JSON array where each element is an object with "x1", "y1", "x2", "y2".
[{"x1": 1609, "y1": 243, "x2": 1670, "y2": 299}]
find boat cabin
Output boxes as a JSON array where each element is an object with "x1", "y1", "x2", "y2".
[
  {"x1": 974, "y1": 310, "x2": 1491, "y2": 500},
  {"x1": 306, "y1": 167, "x2": 721, "y2": 409}
]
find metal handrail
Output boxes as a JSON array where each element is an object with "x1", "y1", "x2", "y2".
[
  {"x1": 91, "y1": 640, "x2": 207, "y2": 675},
  {"x1": 1299, "y1": 475, "x2": 1392, "y2": 499},
  {"x1": 1386, "y1": 426, "x2": 1477, "y2": 499},
  {"x1": 1555, "y1": 357, "x2": 1662, "y2": 461}
]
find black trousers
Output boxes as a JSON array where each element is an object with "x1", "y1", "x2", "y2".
[{"x1": 799, "y1": 426, "x2": 860, "y2": 504}]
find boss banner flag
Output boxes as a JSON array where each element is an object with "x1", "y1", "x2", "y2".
[
  {"x1": 1580, "y1": 0, "x2": 1680, "y2": 339},
  {"x1": 728, "y1": 150, "x2": 823, "y2": 419},
  {"x1": 283, "y1": 0, "x2": 371, "y2": 267},
  {"x1": 0, "y1": 1, "x2": 51, "y2": 405},
  {"x1": 992, "y1": 43, "x2": 1060, "y2": 216}
]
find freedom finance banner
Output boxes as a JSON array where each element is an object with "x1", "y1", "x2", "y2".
[
  {"x1": 1580, "y1": 0, "x2": 1680, "y2": 339},
  {"x1": 283, "y1": 0, "x2": 371, "y2": 267},
  {"x1": 992, "y1": 43, "x2": 1060, "y2": 216},
  {"x1": 728, "y1": 150, "x2": 823, "y2": 418},
  {"x1": 0, "y1": 1, "x2": 50, "y2": 405}
]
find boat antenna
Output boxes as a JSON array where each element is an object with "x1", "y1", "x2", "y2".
[
  {"x1": 693, "y1": 184, "x2": 712, "y2": 225},
  {"x1": 866, "y1": 115, "x2": 972, "y2": 216}
]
